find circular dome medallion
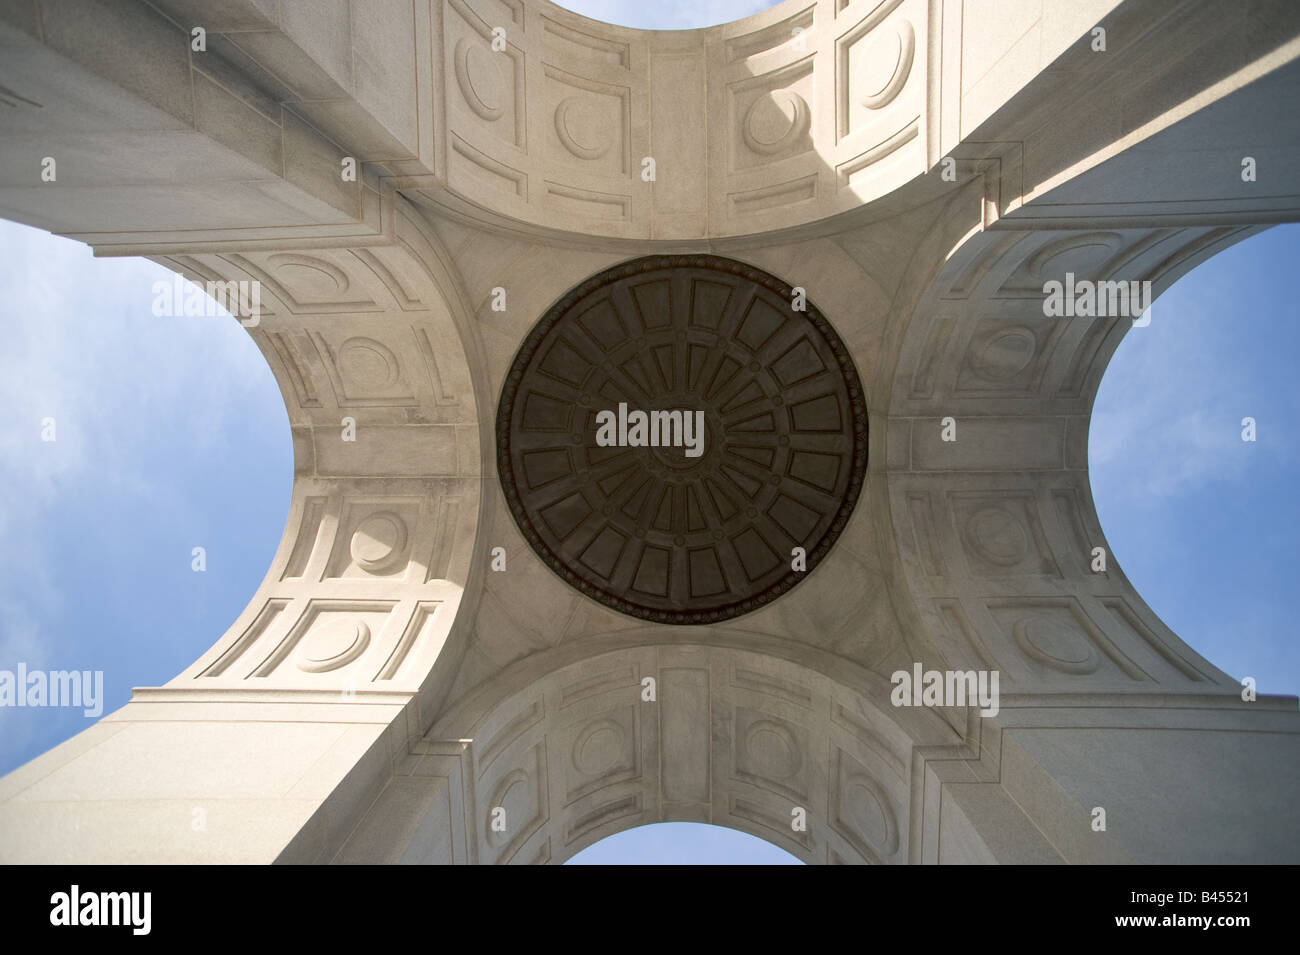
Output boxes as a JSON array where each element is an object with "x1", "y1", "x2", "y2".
[{"x1": 497, "y1": 255, "x2": 868, "y2": 624}]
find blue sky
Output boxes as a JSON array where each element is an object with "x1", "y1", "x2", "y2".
[
  {"x1": 1089, "y1": 224, "x2": 1300, "y2": 698},
  {"x1": 568, "y1": 821, "x2": 801, "y2": 863},
  {"x1": 557, "y1": 0, "x2": 771, "y2": 30},
  {"x1": 1, "y1": 0, "x2": 1296, "y2": 866},
  {"x1": 0, "y1": 220, "x2": 291, "y2": 775}
]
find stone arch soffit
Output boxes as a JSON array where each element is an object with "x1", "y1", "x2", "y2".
[
  {"x1": 157, "y1": 198, "x2": 493, "y2": 704},
  {"x1": 879, "y1": 215, "x2": 1270, "y2": 691},
  {"x1": 402, "y1": 0, "x2": 1300, "y2": 250},
  {"x1": 415, "y1": 0, "x2": 940, "y2": 247},
  {"x1": 428, "y1": 629, "x2": 957, "y2": 746},
  {"x1": 428, "y1": 636, "x2": 961, "y2": 865}
]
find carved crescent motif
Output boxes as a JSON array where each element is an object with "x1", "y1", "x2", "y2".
[
  {"x1": 297, "y1": 620, "x2": 371, "y2": 673},
  {"x1": 1013, "y1": 617, "x2": 1101, "y2": 674},
  {"x1": 742, "y1": 89, "x2": 811, "y2": 156},
  {"x1": 861, "y1": 20, "x2": 915, "y2": 110},
  {"x1": 555, "y1": 96, "x2": 611, "y2": 160},
  {"x1": 350, "y1": 511, "x2": 409, "y2": 573},
  {"x1": 338, "y1": 336, "x2": 402, "y2": 389},
  {"x1": 454, "y1": 36, "x2": 505, "y2": 122}
]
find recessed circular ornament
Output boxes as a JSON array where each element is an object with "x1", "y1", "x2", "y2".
[
  {"x1": 266, "y1": 253, "x2": 349, "y2": 297},
  {"x1": 845, "y1": 775, "x2": 898, "y2": 856},
  {"x1": 350, "y1": 511, "x2": 408, "y2": 572},
  {"x1": 745, "y1": 719, "x2": 801, "y2": 779},
  {"x1": 454, "y1": 37, "x2": 505, "y2": 121},
  {"x1": 572, "y1": 718, "x2": 625, "y2": 775},
  {"x1": 496, "y1": 254, "x2": 868, "y2": 625},
  {"x1": 743, "y1": 89, "x2": 810, "y2": 155},
  {"x1": 298, "y1": 619, "x2": 371, "y2": 673},
  {"x1": 339, "y1": 338, "x2": 401, "y2": 389},
  {"x1": 857, "y1": 20, "x2": 915, "y2": 110},
  {"x1": 555, "y1": 96, "x2": 611, "y2": 160},
  {"x1": 972, "y1": 326, "x2": 1036, "y2": 381},
  {"x1": 1014, "y1": 617, "x2": 1099, "y2": 674},
  {"x1": 964, "y1": 505, "x2": 1028, "y2": 565}
]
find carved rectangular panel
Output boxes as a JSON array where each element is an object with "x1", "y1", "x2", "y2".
[
  {"x1": 729, "y1": 60, "x2": 814, "y2": 172},
  {"x1": 948, "y1": 490, "x2": 1061, "y2": 578},
  {"x1": 446, "y1": 0, "x2": 526, "y2": 149},
  {"x1": 543, "y1": 64, "x2": 630, "y2": 176},
  {"x1": 833, "y1": 0, "x2": 926, "y2": 190},
  {"x1": 250, "y1": 599, "x2": 397, "y2": 680},
  {"x1": 1099, "y1": 597, "x2": 1211, "y2": 683},
  {"x1": 282, "y1": 496, "x2": 327, "y2": 579},
  {"x1": 478, "y1": 741, "x2": 547, "y2": 864},
  {"x1": 829, "y1": 747, "x2": 904, "y2": 863},
  {"x1": 378, "y1": 602, "x2": 443, "y2": 681},
  {"x1": 198, "y1": 598, "x2": 290, "y2": 678},
  {"x1": 954, "y1": 314, "x2": 1069, "y2": 397},
  {"x1": 543, "y1": 15, "x2": 629, "y2": 67},
  {"x1": 323, "y1": 498, "x2": 423, "y2": 580},
  {"x1": 660, "y1": 667, "x2": 710, "y2": 806},
  {"x1": 986, "y1": 597, "x2": 1148, "y2": 682},
  {"x1": 734, "y1": 706, "x2": 811, "y2": 803},
  {"x1": 560, "y1": 704, "x2": 640, "y2": 804}
]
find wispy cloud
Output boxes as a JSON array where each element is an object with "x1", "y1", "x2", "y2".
[
  {"x1": 1089, "y1": 224, "x2": 1300, "y2": 698},
  {"x1": 0, "y1": 219, "x2": 278, "y2": 665},
  {"x1": 1090, "y1": 246, "x2": 1300, "y2": 502},
  {"x1": 0, "y1": 221, "x2": 270, "y2": 505}
]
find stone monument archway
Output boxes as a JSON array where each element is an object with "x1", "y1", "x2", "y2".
[
  {"x1": 1, "y1": 0, "x2": 1298, "y2": 863},
  {"x1": 496, "y1": 254, "x2": 869, "y2": 625}
]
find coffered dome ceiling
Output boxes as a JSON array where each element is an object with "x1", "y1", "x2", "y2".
[{"x1": 497, "y1": 254, "x2": 868, "y2": 624}]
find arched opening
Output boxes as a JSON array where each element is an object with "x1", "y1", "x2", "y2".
[
  {"x1": 1089, "y1": 224, "x2": 1300, "y2": 697},
  {"x1": 566, "y1": 821, "x2": 804, "y2": 863},
  {"x1": 0, "y1": 218, "x2": 293, "y2": 776},
  {"x1": 330, "y1": 640, "x2": 963, "y2": 865},
  {"x1": 553, "y1": 0, "x2": 781, "y2": 31}
]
